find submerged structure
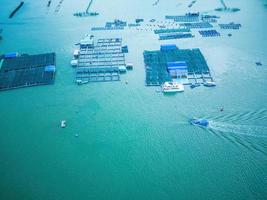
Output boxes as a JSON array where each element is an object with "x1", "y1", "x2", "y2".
[
  {"x1": 143, "y1": 45, "x2": 213, "y2": 86},
  {"x1": 0, "y1": 53, "x2": 56, "y2": 91},
  {"x1": 72, "y1": 35, "x2": 129, "y2": 84}
]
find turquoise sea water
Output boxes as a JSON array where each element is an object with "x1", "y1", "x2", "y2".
[{"x1": 0, "y1": 0, "x2": 267, "y2": 199}]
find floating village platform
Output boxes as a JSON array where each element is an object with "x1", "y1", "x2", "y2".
[
  {"x1": 143, "y1": 45, "x2": 213, "y2": 86},
  {"x1": 75, "y1": 37, "x2": 127, "y2": 83},
  {"x1": 0, "y1": 53, "x2": 56, "y2": 91}
]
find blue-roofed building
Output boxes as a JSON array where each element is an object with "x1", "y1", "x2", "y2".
[
  {"x1": 167, "y1": 61, "x2": 188, "y2": 78},
  {"x1": 160, "y1": 44, "x2": 177, "y2": 51},
  {"x1": 45, "y1": 65, "x2": 56, "y2": 72}
]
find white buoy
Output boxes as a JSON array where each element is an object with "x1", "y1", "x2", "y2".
[{"x1": 61, "y1": 120, "x2": 66, "y2": 128}]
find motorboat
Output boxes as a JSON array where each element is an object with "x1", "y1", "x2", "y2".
[
  {"x1": 70, "y1": 59, "x2": 78, "y2": 67},
  {"x1": 126, "y1": 63, "x2": 133, "y2": 70},
  {"x1": 118, "y1": 66, "x2": 127, "y2": 73},
  {"x1": 189, "y1": 118, "x2": 209, "y2": 127},
  {"x1": 76, "y1": 79, "x2": 89, "y2": 85},
  {"x1": 73, "y1": 49, "x2": 80, "y2": 58},
  {"x1": 203, "y1": 81, "x2": 216, "y2": 87},
  {"x1": 80, "y1": 34, "x2": 94, "y2": 48},
  {"x1": 162, "y1": 82, "x2": 184, "y2": 93}
]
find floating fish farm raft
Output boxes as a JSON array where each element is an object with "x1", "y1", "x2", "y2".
[
  {"x1": 75, "y1": 38, "x2": 127, "y2": 83},
  {"x1": 143, "y1": 45, "x2": 213, "y2": 86},
  {"x1": 159, "y1": 33, "x2": 194, "y2": 40},
  {"x1": 199, "y1": 30, "x2": 220, "y2": 37},
  {"x1": 91, "y1": 19, "x2": 127, "y2": 31},
  {"x1": 219, "y1": 22, "x2": 241, "y2": 29},
  {"x1": 73, "y1": 0, "x2": 99, "y2": 17},
  {"x1": 180, "y1": 22, "x2": 213, "y2": 29},
  {"x1": 0, "y1": 53, "x2": 56, "y2": 91},
  {"x1": 201, "y1": 15, "x2": 220, "y2": 23},
  {"x1": 166, "y1": 13, "x2": 200, "y2": 22},
  {"x1": 154, "y1": 28, "x2": 190, "y2": 34}
]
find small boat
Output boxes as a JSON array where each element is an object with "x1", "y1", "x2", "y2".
[
  {"x1": 126, "y1": 63, "x2": 133, "y2": 70},
  {"x1": 73, "y1": 49, "x2": 80, "y2": 58},
  {"x1": 190, "y1": 83, "x2": 201, "y2": 88},
  {"x1": 118, "y1": 66, "x2": 127, "y2": 73},
  {"x1": 162, "y1": 82, "x2": 184, "y2": 93},
  {"x1": 190, "y1": 118, "x2": 209, "y2": 127},
  {"x1": 61, "y1": 120, "x2": 66, "y2": 128},
  {"x1": 70, "y1": 59, "x2": 78, "y2": 67},
  {"x1": 76, "y1": 79, "x2": 88, "y2": 85},
  {"x1": 203, "y1": 81, "x2": 216, "y2": 87},
  {"x1": 255, "y1": 62, "x2": 262, "y2": 66}
]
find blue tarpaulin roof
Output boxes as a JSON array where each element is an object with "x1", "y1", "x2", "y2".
[
  {"x1": 167, "y1": 61, "x2": 188, "y2": 70},
  {"x1": 4, "y1": 52, "x2": 18, "y2": 59},
  {"x1": 160, "y1": 44, "x2": 177, "y2": 51},
  {"x1": 44, "y1": 65, "x2": 56, "y2": 72}
]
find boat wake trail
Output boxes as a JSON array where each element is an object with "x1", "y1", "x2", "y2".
[
  {"x1": 208, "y1": 121, "x2": 267, "y2": 139},
  {"x1": 208, "y1": 109, "x2": 267, "y2": 123},
  {"x1": 207, "y1": 120, "x2": 267, "y2": 156}
]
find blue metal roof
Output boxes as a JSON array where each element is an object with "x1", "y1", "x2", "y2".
[
  {"x1": 160, "y1": 44, "x2": 177, "y2": 51},
  {"x1": 44, "y1": 65, "x2": 56, "y2": 72},
  {"x1": 4, "y1": 52, "x2": 18, "y2": 59},
  {"x1": 167, "y1": 61, "x2": 188, "y2": 70}
]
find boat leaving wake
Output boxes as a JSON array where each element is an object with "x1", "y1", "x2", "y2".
[{"x1": 187, "y1": 116, "x2": 267, "y2": 155}]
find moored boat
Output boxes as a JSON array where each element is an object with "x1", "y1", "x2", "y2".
[
  {"x1": 70, "y1": 59, "x2": 78, "y2": 67},
  {"x1": 203, "y1": 81, "x2": 216, "y2": 87},
  {"x1": 162, "y1": 82, "x2": 184, "y2": 93}
]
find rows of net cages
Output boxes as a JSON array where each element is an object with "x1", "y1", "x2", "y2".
[
  {"x1": 143, "y1": 46, "x2": 211, "y2": 86},
  {"x1": 76, "y1": 38, "x2": 126, "y2": 83}
]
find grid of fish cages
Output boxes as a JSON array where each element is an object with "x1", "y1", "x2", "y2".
[
  {"x1": 154, "y1": 28, "x2": 190, "y2": 34},
  {"x1": 187, "y1": 71, "x2": 214, "y2": 84},
  {"x1": 76, "y1": 38, "x2": 126, "y2": 83},
  {"x1": 0, "y1": 53, "x2": 56, "y2": 91},
  {"x1": 143, "y1": 47, "x2": 212, "y2": 86},
  {"x1": 166, "y1": 13, "x2": 200, "y2": 22},
  {"x1": 159, "y1": 33, "x2": 194, "y2": 40},
  {"x1": 199, "y1": 30, "x2": 220, "y2": 37},
  {"x1": 180, "y1": 22, "x2": 213, "y2": 29},
  {"x1": 219, "y1": 22, "x2": 241, "y2": 29}
]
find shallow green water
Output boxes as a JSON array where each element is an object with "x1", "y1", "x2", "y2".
[{"x1": 0, "y1": 0, "x2": 267, "y2": 199}]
